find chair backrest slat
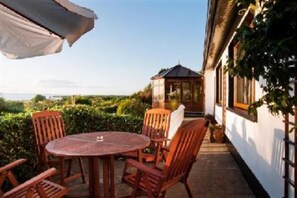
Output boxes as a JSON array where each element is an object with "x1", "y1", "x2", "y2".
[
  {"x1": 141, "y1": 108, "x2": 171, "y2": 147},
  {"x1": 163, "y1": 119, "x2": 208, "y2": 184}
]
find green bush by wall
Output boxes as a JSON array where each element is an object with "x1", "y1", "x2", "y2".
[{"x1": 0, "y1": 105, "x2": 143, "y2": 185}]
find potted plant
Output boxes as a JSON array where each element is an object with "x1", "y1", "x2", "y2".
[
  {"x1": 209, "y1": 123, "x2": 224, "y2": 143},
  {"x1": 204, "y1": 114, "x2": 225, "y2": 143}
]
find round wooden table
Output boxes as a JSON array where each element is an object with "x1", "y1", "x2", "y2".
[{"x1": 46, "y1": 131, "x2": 150, "y2": 198}]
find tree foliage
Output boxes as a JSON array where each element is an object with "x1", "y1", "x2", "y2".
[
  {"x1": 0, "y1": 97, "x2": 5, "y2": 112},
  {"x1": 227, "y1": 0, "x2": 297, "y2": 116}
]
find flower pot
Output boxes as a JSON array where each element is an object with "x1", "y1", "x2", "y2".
[{"x1": 209, "y1": 130, "x2": 216, "y2": 143}]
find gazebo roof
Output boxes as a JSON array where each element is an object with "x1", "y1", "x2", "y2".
[{"x1": 151, "y1": 64, "x2": 201, "y2": 79}]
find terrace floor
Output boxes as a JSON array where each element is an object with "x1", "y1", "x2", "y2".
[{"x1": 64, "y1": 118, "x2": 255, "y2": 198}]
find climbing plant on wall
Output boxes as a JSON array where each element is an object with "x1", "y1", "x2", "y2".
[{"x1": 227, "y1": 0, "x2": 297, "y2": 116}]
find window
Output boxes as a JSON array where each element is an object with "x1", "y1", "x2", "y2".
[
  {"x1": 152, "y1": 79, "x2": 164, "y2": 101},
  {"x1": 216, "y1": 62, "x2": 223, "y2": 105},
  {"x1": 233, "y1": 42, "x2": 254, "y2": 111}
]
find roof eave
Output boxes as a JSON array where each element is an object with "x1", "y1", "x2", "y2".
[{"x1": 202, "y1": 0, "x2": 239, "y2": 71}]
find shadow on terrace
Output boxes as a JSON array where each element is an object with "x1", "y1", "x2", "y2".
[{"x1": 62, "y1": 118, "x2": 255, "y2": 198}]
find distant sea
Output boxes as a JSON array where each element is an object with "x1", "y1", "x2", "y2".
[{"x1": 0, "y1": 93, "x2": 64, "y2": 101}]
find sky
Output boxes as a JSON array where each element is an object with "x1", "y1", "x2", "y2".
[{"x1": 0, "y1": 0, "x2": 207, "y2": 97}]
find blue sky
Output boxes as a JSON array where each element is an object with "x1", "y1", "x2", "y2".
[{"x1": 0, "y1": 0, "x2": 207, "y2": 96}]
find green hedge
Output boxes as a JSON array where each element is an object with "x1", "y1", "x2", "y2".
[
  {"x1": 61, "y1": 105, "x2": 143, "y2": 134},
  {"x1": 0, "y1": 105, "x2": 143, "y2": 185},
  {"x1": 0, "y1": 113, "x2": 35, "y2": 184}
]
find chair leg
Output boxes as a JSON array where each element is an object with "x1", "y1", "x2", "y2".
[
  {"x1": 184, "y1": 181, "x2": 193, "y2": 198},
  {"x1": 131, "y1": 170, "x2": 142, "y2": 198},
  {"x1": 160, "y1": 192, "x2": 166, "y2": 198},
  {"x1": 78, "y1": 158, "x2": 86, "y2": 183}
]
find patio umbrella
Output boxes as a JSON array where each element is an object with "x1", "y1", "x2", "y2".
[{"x1": 0, "y1": 0, "x2": 98, "y2": 59}]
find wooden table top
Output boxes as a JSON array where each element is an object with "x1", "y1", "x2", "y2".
[{"x1": 46, "y1": 131, "x2": 150, "y2": 157}]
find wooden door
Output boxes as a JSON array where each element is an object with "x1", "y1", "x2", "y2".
[{"x1": 181, "y1": 79, "x2": 204, "y2": 112}]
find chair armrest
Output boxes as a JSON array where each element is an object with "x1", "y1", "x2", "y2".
[
  {"x1": 3, "y1": 168, "x2": 58, "y2": 197},
  {"x1": 126, "y1": 159, "x2": 164, "y2": 179},
  {"x1": 150, "y1": 138, "x2": 170, "y2": 145},
  {"x1": 151, "y1": 138, "x2": 165, "y2": 142},
  {"x1": 0, "y1": 159, "x2": 27, "y2": 173}
]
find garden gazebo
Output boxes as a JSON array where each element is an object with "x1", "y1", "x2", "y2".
[{"x1": 151, "y1": 64, "x2": 204, "y2": 114}]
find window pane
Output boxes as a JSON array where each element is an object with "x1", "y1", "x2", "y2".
[
  {"x1": 236, "y1": 77, "x2": 251, "y2": 105},
  {"x1": 216, "y1": 64, "x2": 222, "y2": 104},
  {"x1": 194, "y1": 80, "x2": 201, "y2": 102},
  {"x1": 166, "y1": 82, "x2": 181, "y2": 102},
  {"x1": 182, "y1": 82, "x2": 190, "y2": 101}
]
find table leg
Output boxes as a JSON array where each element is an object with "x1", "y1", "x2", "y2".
[
  {"x1": 102, "y1": 155, "x2": 115, "y2": 198},
  {"x1": 89, "y1": 157, "x2": 100, "y2": 198},
  {"x1": 110, "y1": 155, "x2": 115, "y2": 198},
  {"x1": 137, "y1": 149, "x2": 143, "y2": 163}
]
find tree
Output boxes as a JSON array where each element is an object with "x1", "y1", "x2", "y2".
[
  {"x1": 32, "y1": 94, "x2": 46, "y2": 103},
  {"x1": 158, "y1": 68, "x2": 168, "y2": 74},
  {"x1": 226, "y1": 0, "x2": 297, "y2": 116},
  {"x1": 130, "y1": 84, "x2": 152, "y2": 104}
]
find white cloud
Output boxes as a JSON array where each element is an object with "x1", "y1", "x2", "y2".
[{"x1": 36, "y1": 79, "x2": 78, "y2": 88}]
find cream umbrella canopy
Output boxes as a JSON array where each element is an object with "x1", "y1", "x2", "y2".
[{"x1": 0, "y1": 0, "x2": 98, "y2": 59}]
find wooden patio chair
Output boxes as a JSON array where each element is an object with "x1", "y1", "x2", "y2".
[
  {"x1": 122, "y1": 119, "x2": 209, "y2": 198},
  {"x1": 122, "y1": 108, "x2": 171, "y2": 166},
  {"x1": 32, "y1": 110, "x2": 85, "y2": 185},
  {"x1": 0, "y1": 158, "x2": 68, "y2": 198}
]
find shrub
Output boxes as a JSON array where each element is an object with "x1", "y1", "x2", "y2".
[
  {"x1": 74, "y1": 96, "x2": 92, "y2": 105},
  {"x1": 117, "y1": 98, "x2": 150, "y2": 117},
  {"x1": 98, "y1": 105, "x2": 118, "y2": 114},
  {"x1": 3, "y1": 101, "x2": 24, "y2": 113}
]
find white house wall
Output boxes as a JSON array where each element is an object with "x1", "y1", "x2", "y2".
[
  {"x1": 204, "y1": 69, "x2": 215, "y2": 115},
  {"x1": 225, "y1": 107, "x2": 284, "y2": 197},
  {"x1": 205, "y1": 51, "x2": 286, "y2": 197}
]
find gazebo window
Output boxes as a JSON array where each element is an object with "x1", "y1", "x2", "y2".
[
  {"x1": 182, "y1": 81, "x2": 191, "y2": 101},
  {"x1": 166, "y1": 81, "x2": 181, "y2": 102},
  {"x1": 152, "y1": 79, "x2": 164, "y2": 101},
  {"x1": 194, "y1": 80, "x2": 201, "y2": 102}
]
